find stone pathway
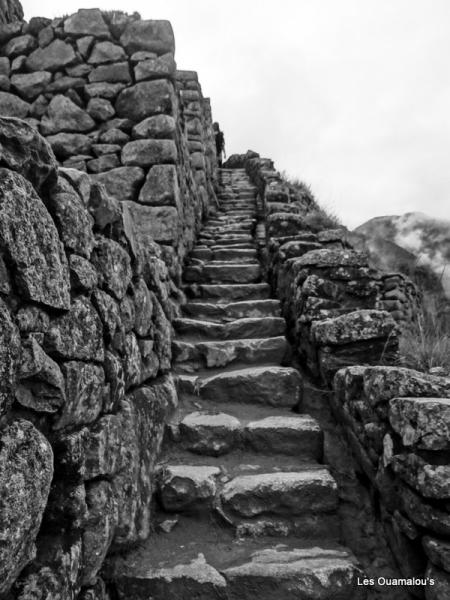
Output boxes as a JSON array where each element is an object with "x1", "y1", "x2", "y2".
[{"x1": 108, "y1": 169, "x2": 366, "y2": 599}]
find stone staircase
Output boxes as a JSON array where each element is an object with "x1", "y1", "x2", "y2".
[{"x1": 107, "y1": 169, "x2": 366, "y2": 599}]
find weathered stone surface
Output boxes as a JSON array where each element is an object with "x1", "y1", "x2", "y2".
[
  {"x1": 55, "y1": 362, "x2": 105, "y2": 430},
  {"x1": 64, "y1": 9, "x2": 110, "y2": 38},
  {"x1": 26, "y1": 39, "x2": 76, "y2": 71},
  {"x1": 69, "y1": 254, "x2": 98, "y2": 291},
  {"x1": 0, "y1": 168, "x2": 70, "y2": 309},
  {"x1": 138, "y1": 164, "x2": 179, "y2": 207},
  {"x1": 390, "y1": 453, "x2": 450, "y2": 500},
  {"x1": 125, "y1": 202, "x2": 179, "y2": 243},
  {"x1": 133, "y1": 278, "x2": 154, "y2": 337},
  {"x1": 42, "y1": 94, "x2": 95, "y2": 134},
  {"x1": 47, "y1": 181, "x2": 95, "y2": 257},
  {"x1": 120, "y1": 20, "x2": 175, "y2": 55},
  {"x1": 175, "y1": 316, "x2": 284, "y2": 340},
  {"x1": 179, "y1": 411, "x2": 241, "y2": 456},
  {"x1": 91, "y1": 238, "x2": 132, "y2": 300},
  {"x1": 88, "y1": 181, "x2": 121, "y2": 229},
  {"x1": 401, "y1": 485, "x2": 450, "y2": 535},
  {"x1": 115, "y1": 80, "x2": 175, "y2": 121},
  {"x1": 4, "y1": 34, "x2": 36, "y2": 58},
  {"x1": 91, "y1": 166, "x2": 144, "y2": 202},
  {"x1": 135, "y1": 52, "x2": 176, "y2": 81},
  {"x1": 85, "y1": 81, "x2": 126, "y2": 99},
  {"x1": 113, "y1": 554, "x2": 226, "y2": 600},
  {"x1": 11, "y1": 71, "x2": 51, "y2": 100},
  {"x1": 16, "y1": 337, "x2": 65, "y2": 414},
  {"x1": 122, "y1": 139, "x2": 177, "y2": 167},
  {"x1": 158, "y1": 465, "x2": 220, "y2": 512},
  {"x1": 48, "y1": 132, "x2": 92, "y2": 159},
  {"x1": 245, "y1": 415, "x2": 323, "y2": 458},
  {"x1": 311, "y1": 309, "x2": 397, "y2": 345},
  {"x1": 221, "y1": 469, "x2": 338, "y2": 520},
  {"x1": 0, "y1": 420, "x2": 53, "y2": 596},
  {"x1": 88, "y1": 40, "x2": 126, "y2": 64},
  {"x1": 0, "y1": 117, "x2": 57, "y2": 193},
  {"x1": 132, "y1": 114, "x2": 176, "y2": 140},
  {"x1": 389, "y1": 397, "x2": 450, "y2": 450},
  {"x1": 199, "y1": 366, "x2": 302, "y2": 407},
  {"x1": 92, "y1": 143, "x2": 121, "y2": 156},
  {"x1": 87, "y1": 97, "x2": 115, "y2": 121},
  {"x1": 0, "y1": 89, "x2": 29, "y2": 116},
  {"x1": 88, "y1": 154, "x2": 120, "y2": 173},
  {"x1": 0, "y1": 298, "x2": 20, "y2": 418},
  {"x1": 224, "y1": 547, "x2": 363, "y2": 600},
  {"x1": 45, "y1": 297, "x2": 104, "y2": 361},
  {"x1": 81, "y1": 480, "x2": 117, "y2": 586}
]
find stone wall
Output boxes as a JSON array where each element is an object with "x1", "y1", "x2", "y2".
[
  {"x1": 0, "y1": 9, "x2": 218, "y2": 599},
  {"x1": 237, "y1": 150, "x2": 450, "y2": 598},
  {"x1": 0, "y1": 8, "x2": 217, "y2": 283}
]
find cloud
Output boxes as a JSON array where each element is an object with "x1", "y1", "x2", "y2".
[{"x1": 22, "y1": 0, "x2": 450, "y2": 228}]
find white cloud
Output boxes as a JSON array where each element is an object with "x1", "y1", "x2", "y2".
[{"x1": 22, "y1": 0, "x2": 450, "y2": 228}]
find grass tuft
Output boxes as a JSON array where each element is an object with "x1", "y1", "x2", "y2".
[{"x1": 399, "y1": 293, "x2": 450, "y2": 374}]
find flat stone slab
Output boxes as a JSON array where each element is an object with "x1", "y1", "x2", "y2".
[
  {"x1": 186, "y1": 283, "x2": 271, "y2": 303},
  {"x1": 198, "y1": 366, "x2": 302, "y2": 407},
  {"x1": 179, "y1": 411, "x2": 241, "y2": 456},
  {"x1": 220, "y1": 470, "x2": 338, "y2": 518},
  {"x1": 174, "y1": 317, "x2": 285, "y2": 340},
  {"x1": 183, "y1": 299, "x2": 280, "y2": 323},
  {"x1": 158, "y1": 465, "x2": 220, "y2": 512},
  {"x1": 224, "y1": 546, "x2": 364, "y2": 600},
  {"x1": 173, "y1": 337, "x2": 287, "y2": 370},
  {"x1": 245, "y1": 415, "x2": 323, "y2": 458}
]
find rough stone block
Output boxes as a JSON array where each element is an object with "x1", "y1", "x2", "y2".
[
  {"x1": 138, "y1": 164, "x2": 180, "y2": 207},
  {"x1": 132, "y1": 114, "x2": 176, "y2": 139},
  {"x1": 120, "y1": 20, "x2": 175, "y2": 55},
  {"x1": 0, "y1": 90, "x2": 29, "y2": 117},
  {"x1": 121, "y1": 139, "x2": 177, "y2": 167},
  {"x1": 91, "y1": 166, "x2": 144, "y2": 203},
  {"x1": 91, "y1": 237, "x2": 132, "y2": 300},
  {"x1": 389, "y1": 397, "x2": 450, "y2": 451},
  {"x1": 115, "y1": 80, "x2": 175, "y2": 121},
  {"x1": 125, "y1": 202, "x2": 179, "y2": 243},
  {"x1": 64, "y1": 9, "x2": 110, "y2": 38},
  {"x1": 0, "y1": 168, "x2": 70, "y2": 309},
  {"x1": 134, "y1": 52, "x2": 176, "y2": 81},
  {"x1": 26, "y1": 39, "x2": 76, "y2": 71},
  {"x1": 11, "y1": 71, "x2": 51, "y2": 100},
  {"x1": 0, "y1": 420, "x2": 53, "y2": 596}
]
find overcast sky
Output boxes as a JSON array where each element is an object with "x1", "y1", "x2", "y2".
[{"x1": 22, "y1": 0, "x2": 450, "y2": 228}]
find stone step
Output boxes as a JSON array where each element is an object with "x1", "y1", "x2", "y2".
[
  {"x1": 184, "y1": 263, "x2": 261, "y2": 284},
  {"x1": 184, "y1": 283, "x2": 271, "y2": 302},
  {"x1": 174, "y1": 316, "x2": 286, "y2": 340},
  {"x1": 107, "y1": 522, "x2": 364, "y2": 600},
  {"x1": 189, "y1": 248, "x2": 257, "y2": 262},
  {"x1": 198, "y1": 236, "x2": 254, "y2": 247},
  {"x1": 182, "y1": 299, "x2": 280, "y2": 322},
  {"x1": 172, "y1": 409, "x2": 323, "y2": 459},
  {"x1": 172, "y1": 336, "x2": 287, "y2": 370},
  {"x1": 220, "y1": 469, "x2": 338, "y2": 520},
  {"x1": 187, "y1": 365, "x2": 302, "y2": 407}
]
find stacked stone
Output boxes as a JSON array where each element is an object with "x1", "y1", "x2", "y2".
[
  {"x1": 0, "y1": 119, "x2": 181, "y2": 597},
  {"x1": 238, "y1": 152, "x2": 399, "y2": 384},
  {"x1": 0, "y1": 8, "x2": 216, "y2": 286},
  {"x1": 334, "y1": 366, "x2": 450, "y2": 598},
  {"x1": 377, "y1": 272, "x2": 422, "y2": 324}
]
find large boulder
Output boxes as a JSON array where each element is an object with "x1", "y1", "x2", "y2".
[
  {"x1": 0, "y1": 168, "x2": 70, "y2": 309},
  {"x1": 0, "y1": 419, "x2": 53, "y2": 596},
  {"x1": 115, "y1": 80, "x2": 175, "y2": 122},
  {"x1": 120, "y1": 20, "x2": 174, "y2": 55}
]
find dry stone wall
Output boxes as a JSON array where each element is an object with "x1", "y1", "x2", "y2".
[
  {"x1": 236, "y1": 150, "x2": 450, "y2": 598},
  {"x1": 0, "y1": 9, "x2": 218, "y2": 599}
]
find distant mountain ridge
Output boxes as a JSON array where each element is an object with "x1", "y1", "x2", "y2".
[{"x1": 353, "y1": 211, "x2": 450, "y2": 297}]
